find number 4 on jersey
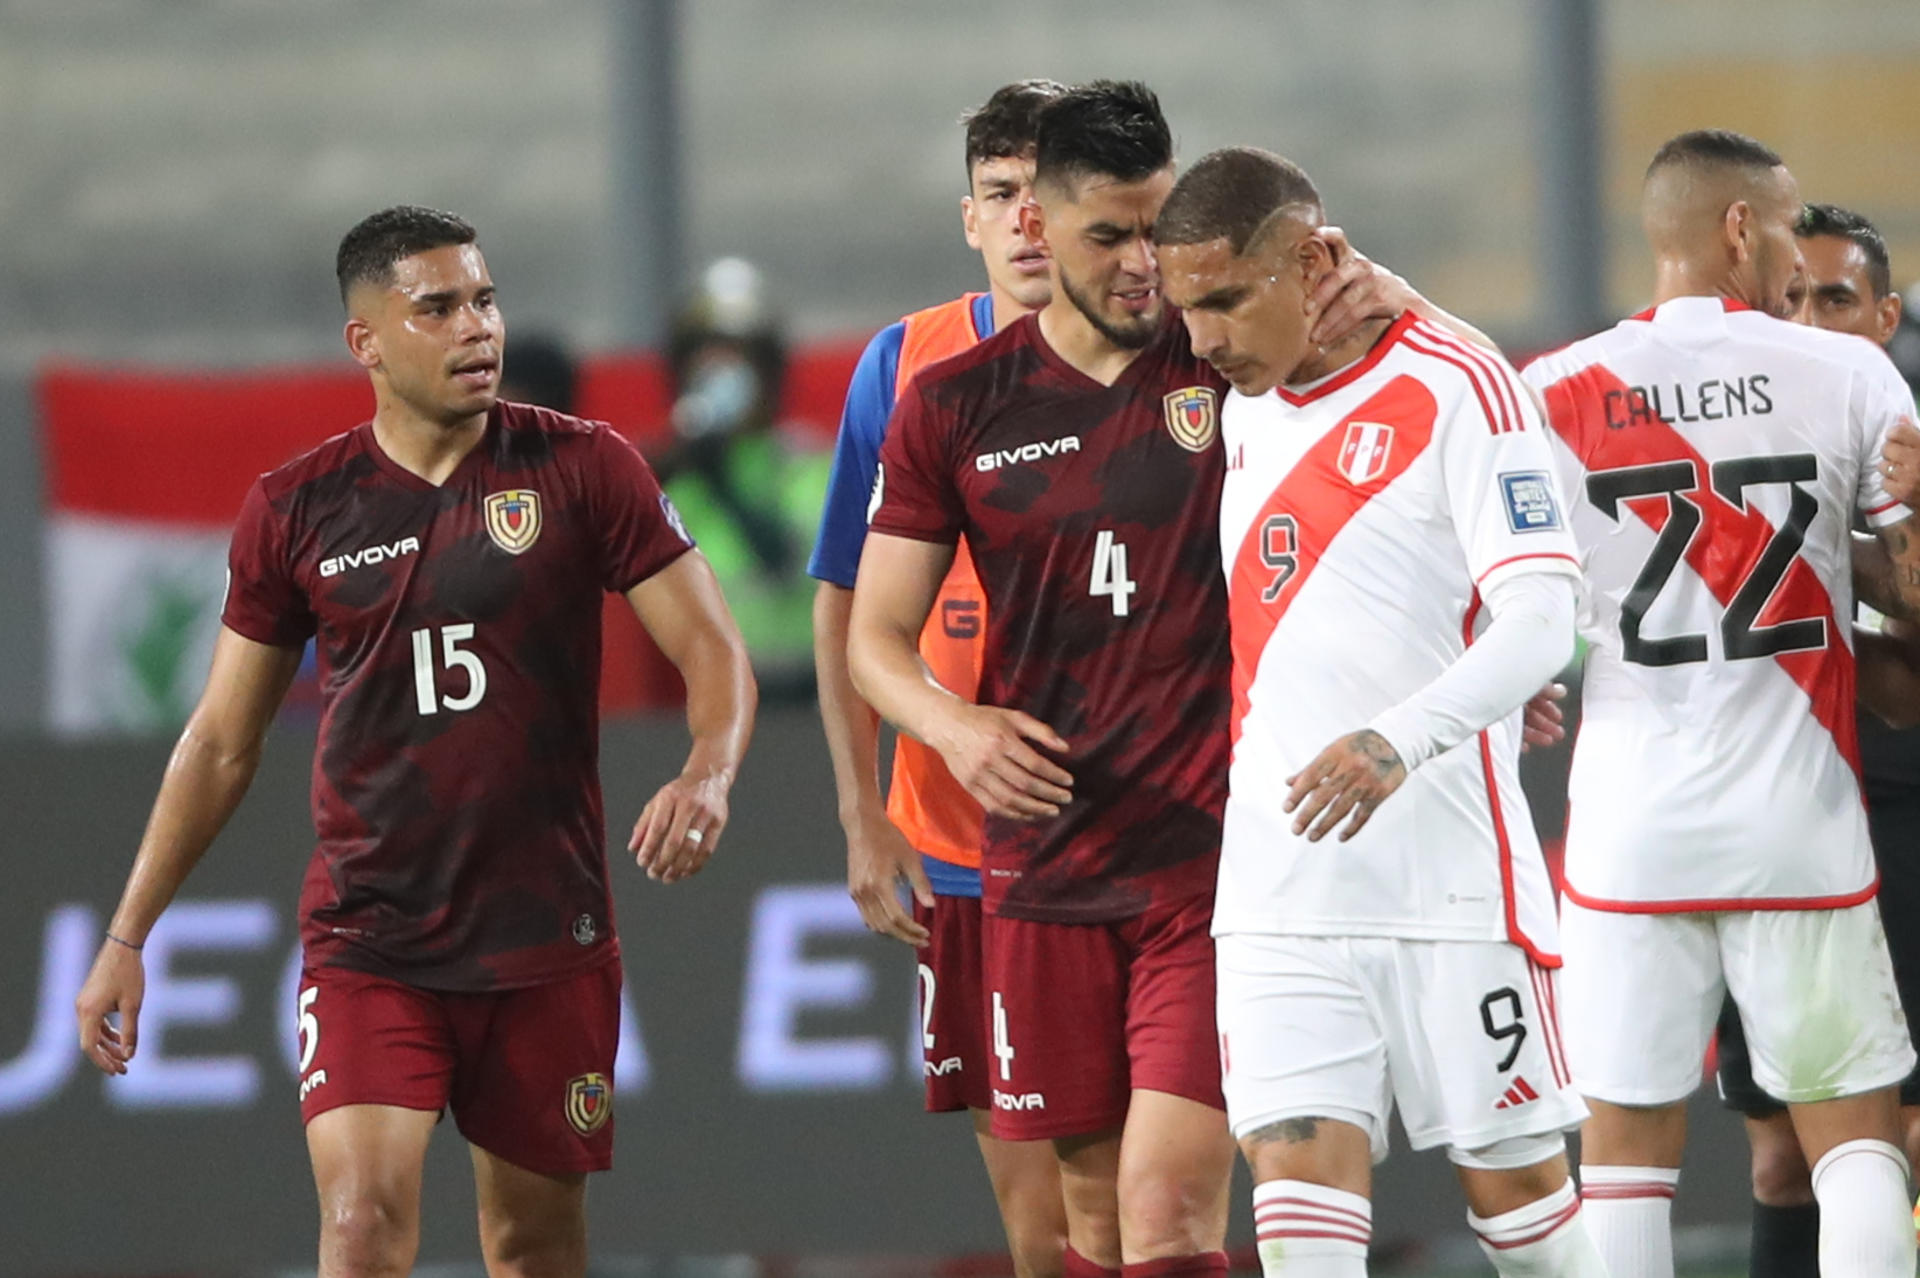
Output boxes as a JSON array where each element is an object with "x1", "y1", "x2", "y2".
[{"x1": 1089, "y1": 530, "x2": 1137, "y2": 617}]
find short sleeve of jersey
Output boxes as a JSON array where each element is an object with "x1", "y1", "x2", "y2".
[
  {"x1": 589, "y1": 425, "x2": 696, "y2": 593},
  {"x1": 222, "y1": 479, "x2": 316, "y2": 648},
  {"x1": 1442, "y1": 369, "x2": 1584, "y2": 596},
  {"x1": 868, "y1": 373, "x2": 964, "y2": 545},
  {"x1": 1854, "y1": 354, "x2": 1916, "y2": 529},
  {"x1": 809, "y1": 321, "x2": 906, "y2": 587}
]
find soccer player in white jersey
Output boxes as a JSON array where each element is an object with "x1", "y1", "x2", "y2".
[
  {"x1": 1158, "y1": 147, "x2": 1606, "y2": 1278},
  {"x1": 1522, "y1": 129, "x2": 1920, "y2": 1278}
]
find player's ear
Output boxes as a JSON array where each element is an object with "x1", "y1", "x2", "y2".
[
  {"x1": 961, "y1": 194, "x2": 982, "y2": 251},
  {"x1": 1724, "y1": 200, "x2": 1753, "y2": 264},
  {"x1": 343, "y1": 313, "x2": 381, "y2": 371},
  {"x1": 1880, "y1": 293, "x2": 1904, "y2": 346}
]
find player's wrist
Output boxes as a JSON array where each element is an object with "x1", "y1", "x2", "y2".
[{"x1": 1361, "y1": 712, "x2": 1427, "y2": 774}]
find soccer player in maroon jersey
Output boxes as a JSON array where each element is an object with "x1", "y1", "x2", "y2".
[
  {"x1": 811, "y1": 79, "x2": 1071, "y2": 1278},
  {"x1": 848, "y1": 80, "x2": 1236, "y2": 1278},
  {"x1": 73, "y1": 207, "x2": 756, "y2": 1278}
]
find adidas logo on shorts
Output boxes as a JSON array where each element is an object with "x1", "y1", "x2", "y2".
[{"x1": 1493, "y1": 1076, "x2": 1540, "y2": 1111}]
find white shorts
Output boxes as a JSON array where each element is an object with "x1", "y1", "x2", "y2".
[
  {"x1": 1216, "y1": 933, "x2": 1586, "y2": 1165},
  {"x1": 1559, "y1": 899, "x2": 1916, "y2": 1107}
]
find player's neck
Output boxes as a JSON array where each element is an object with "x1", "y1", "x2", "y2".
[
  {"x1": 1651, "y1": 257, "x2": 1744, "y2": 309},
  {"x1": 987, "y1": 283, "x2": 1038, "y2": 335},
  {"x1": 1036, "y1": 298, "x2": 1144, "y2": 386},
  {"x1": 1285, "y1": 316, "x2": 1393, "y2": 388},
  {"x1": 370, "y1": 397, "x2": 490, "y2": 487}
]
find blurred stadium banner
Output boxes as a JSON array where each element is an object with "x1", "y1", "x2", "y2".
[{"x1": 34, "y1": 339, "x2": 863, "y2": 736}]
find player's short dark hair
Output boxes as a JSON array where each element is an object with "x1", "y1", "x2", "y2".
[
  {"x1": 335, "y1": 205, "x2": 478, "y2": 306},
  {"x1": 962, "y1": 79, "x2": 1069, "y2": 178},
  {"x1": 1798, "y1": 202, "x2": 1893, "y2": 299},
  {"x1": 1155, "y1": 147, "x2": 1323, "y2": 253},
  {"x1": 1644, "y1": 128, "x2": 1783, "y2": 182},
  {"x1": 1033, "y1": 79, "x2": 1173, "y2": 194}
]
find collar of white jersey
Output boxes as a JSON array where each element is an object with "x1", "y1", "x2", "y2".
[{"x1": 1626, "y1": 295, "x2": 1761, "y2": 329}]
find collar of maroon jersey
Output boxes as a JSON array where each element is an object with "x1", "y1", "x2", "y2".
[
  {"x1": 1024, "y1": 308, "x2": 1183, "y2": 391},
  {"x1": 357, "y1": 411, "x2": 497, "y2": 492},
  {"x1": 1627, "y1": 295, "x2": 1757, "y2": 324},
  {"x1": 1271, "y1": 311, "x2": 1418, "y2": 407}
]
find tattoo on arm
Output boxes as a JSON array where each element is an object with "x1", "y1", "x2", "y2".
[{"x1": 1352, "y1": 729, "x2": 1403, "y2": 780}]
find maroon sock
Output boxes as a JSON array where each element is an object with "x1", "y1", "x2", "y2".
[
  {"x1": 1063, "y1": 1247, "x2": 1122, "y2": 1278},
  {"x1": 1120, "y1": 1253, "x2": 1230, "y2": 1278}
]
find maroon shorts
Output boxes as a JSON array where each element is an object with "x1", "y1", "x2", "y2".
[
  {"x1": 980, "y1": 892, "x2": 1225, "y2": 1140},
  {"x1": 915, "y1": 893, "x2": 990, "y2": 1113},
  {"x1": 294, "y1": 956, "x2": 621, "y2": 1174}
]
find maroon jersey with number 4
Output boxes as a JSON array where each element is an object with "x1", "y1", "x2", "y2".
[
  {"x1": 870, "y1": 310, "x2": 1230, "y2": 923},
  {"x1": 222, "y1": 402, "x2": 693, "y2": 991}
]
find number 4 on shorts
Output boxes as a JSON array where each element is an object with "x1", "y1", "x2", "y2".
[{"x1": 992, "y1": 991, "x2": 1016, "y2": 1081}]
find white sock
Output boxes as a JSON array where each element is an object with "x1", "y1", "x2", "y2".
[
  {"x1": 1810, "y1": 1138, "x2": 1915, "y2": 1278},
  {"x1": 1468, "y1": 1179, "x2": 1608, "y2": 1277},
  {"x1": 1252, "y1": 1179, "x2": 1370, "y2": 1277},
  {"x1": 1578, "y1": 1165, "x2": 1678, "y2": 1278}
]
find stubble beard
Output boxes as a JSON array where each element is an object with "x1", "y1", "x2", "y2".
[{"x1": 1059, "y1": 267, "x2": 1159, "y2": 351}]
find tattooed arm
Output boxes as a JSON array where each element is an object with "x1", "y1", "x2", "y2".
[
  {"x1": 1286, "y1": 572, "x2": 1576, "y2": 843},
  {"x1": 1871, "y1": 516, "x2": 1920, "y2": 622}
]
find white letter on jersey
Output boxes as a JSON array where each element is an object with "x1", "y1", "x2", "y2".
[{"x1": 1089, "y1": 530, "x2": 1137, "y2": 617}]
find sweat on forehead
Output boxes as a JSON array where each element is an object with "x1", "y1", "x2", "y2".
[{"x1": 1155, "y1": 146, "x2": 1324, "y2": 255}]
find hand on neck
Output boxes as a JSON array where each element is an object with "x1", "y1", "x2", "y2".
[{"x1": 1285, "y1": 314, "x2": 1395, "y2": 389}]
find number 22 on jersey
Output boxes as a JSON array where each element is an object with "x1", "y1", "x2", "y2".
[{"x1": 1586, "y1": 452, "x2": 1827, "y2": 667}]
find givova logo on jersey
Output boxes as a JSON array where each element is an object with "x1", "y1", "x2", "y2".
[{"x1": 1338, "y1": 421, "x2": 1394, "y2": 485}]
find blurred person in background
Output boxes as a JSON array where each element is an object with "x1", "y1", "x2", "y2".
[
  {"x1": 809, "y1": 78, "x2": 1071, "y2": 1278},
  {"x1": 73, "y1": 206, "x2": 756, "y2": 1278},
  {"x1": 1713, "y1": 202, "x2": 1920, "y2": 1278},
  {"x1": 655, "y1": 256, "x2": 828, "y2": 702},
  {"x1": 498, "y1": 331, "x2": 582, "y2": 414}
]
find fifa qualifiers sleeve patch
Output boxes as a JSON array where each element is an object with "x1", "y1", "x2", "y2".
[
  {"x1": 660, "y1": 493, "x2": 693, "y2": 545},
  {"x1": 1499, "y1": 471, "x2": 1563, "y2": 533}
]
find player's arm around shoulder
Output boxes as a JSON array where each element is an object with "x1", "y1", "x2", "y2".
[
  {"x1": 846, "y1": 532, "x2": 1071, "y2": 822},
  {"x1": 76, "y1": 626, "x2": 304, "y2": 1076},
  {"x1": 623, "y1": 552, "x2": 757, "y2": 884}
]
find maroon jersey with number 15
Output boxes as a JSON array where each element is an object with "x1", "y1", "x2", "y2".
[
  {"x1": 222, "y1": 402, "x2": 693, "y2": 992},
  {"x1": 870, "y1": 310, "x2": 1230, "y2": 924}
]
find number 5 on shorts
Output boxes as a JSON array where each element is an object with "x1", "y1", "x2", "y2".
[{"x1": 297, "y1": 985, "x2": 320, "y2": 1074}]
